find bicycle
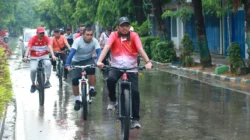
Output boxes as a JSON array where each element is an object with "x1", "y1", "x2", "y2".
[
  {"x1": 55, "y1": 51, "x2": 67, "y2": 88},
  {"x1": 70, "y1": 64, "x2": 96, "y2": 120},
  {"x1": 103, "y1": 65, "x2": 145, "y2": 140},
  {"x1": 27, "y1": 58, "x2": 51, "y2": 106}
]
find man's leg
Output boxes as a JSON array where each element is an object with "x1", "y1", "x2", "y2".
[
  {"x1": 84, "y1": 58, "x2": 97, "y2": 96},
  {"x1": 61, "y1": 54, "x2": 68, "y2": 79},
  {"x1": 106, "y1": 69, "x2": 122, "y2": 110},
  {"x1": 71, "y1": 63, "x2": 82, "y2": 111},
  {"x1": 44, "y1": 57, "x2": 52, "y2": 88},
  {"x1": 30, "y1": 60, "x2": 38, "y2": 93},
  {"x1": 127, "y1": 72, "x2": 141, "y2": 128}
]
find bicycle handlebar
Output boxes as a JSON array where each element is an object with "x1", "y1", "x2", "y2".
[
  {"x1": 70, "y1": 64, "x2": 96, "y2": 71},
  {"x1": 103, "y1": 65, "x2": 146, "y2": 71}
]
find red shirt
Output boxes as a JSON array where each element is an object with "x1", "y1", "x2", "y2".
[
  {"x1": 28, "y1": 35, "x2": 51, "y2": 57},
  {"x1": 74, "y1": 33, "x2": 81, "y2": 40},
  {"x1": 106, "y1": 31, "x2": 142, "y2": 70}
]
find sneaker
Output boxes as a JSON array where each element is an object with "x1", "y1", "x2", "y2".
[
  {"x1": 30, "y1": 85, "x2": 36, "y2": 93},
  {"x1": 45, "y1": 81, "x2": 52, "y2": 88},
  {"x1": 89, "y1": 89, "x2": 97, "y2": 97},
  {"x1": 131, "y1": 120, "x2": 141, "y2": 129},
  {"x1": 53, "y1": 66, "x2": 56, "y2": 72},
  {"x1": 107, "y1": 101, "x2": 117, "y2": 110},
  {"x1": 74, "y1": 100, "x2": 81, "y2": 111}
]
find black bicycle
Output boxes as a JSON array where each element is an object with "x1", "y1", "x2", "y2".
[
  {"x1": 103, "y1": 65, "x2": 145, "y2": 140},
  {"x1": 55, "y1": 51, "x2": 66, "y2": 88},
  {"x1": 28, "y1": 58, "x2": 51, "y2": 106},
  {"x1": 71, "y1": 64, "x2": 96, "y2": 120}
]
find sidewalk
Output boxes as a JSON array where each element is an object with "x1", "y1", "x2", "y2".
[{"x1": 176, "y1": 49, "x2": 230, "y2": 66}]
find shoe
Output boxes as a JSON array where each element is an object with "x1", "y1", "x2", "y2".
[
  {"x1": 131, "y1": 120, "x2": 141, "y2": 129},
  {"x1": 107, "y1": 101, "x2": 117, "y2": 110},
  {"x1": 30, "y1": 85, "x2": 36, "y2": 93},
  {"x1": 45, "y1": 81, "x2": 52, "y2": 88},
  {"x1": 74, "y1": 100, "x2": 81, "y2": 111},
  {"x1": 53, "y1": 66, "x2": 56, "y2": 72},
  {"x1": 89, "y1": 89, "x2": 97, "y2": 97}
]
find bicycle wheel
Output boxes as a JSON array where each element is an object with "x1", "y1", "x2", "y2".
[
  {"x1": 37, "y1": 72, "x2": 45, "y2": 106},
  {"x1": 81, "y1": 83, "x2": 88, "y2": 120},
  {"x1": 121, "y1": 89, "x2": 130, "y2": 140},
  {"x1": 58, "y1": 60, "x2": 63, "y2": 88}
]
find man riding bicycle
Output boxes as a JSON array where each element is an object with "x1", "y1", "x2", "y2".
[
  {"x1": 99, "y1": 26, "x2": 112, "y2": 66},
  {"x1": 97, "y1": 17, "x2": 152, "y2": 129},
  {"x1": 74, "y1": 24, "x2": 85, "y2": 40},
  {"x1": 51, "y1": 28, "x2": 71, "y2": 79},
  {"x1": 22, "y1": 27, "x2": 57, "y2": 93},
  {"x1": 65, "y1": 26, "x2": 102, "y2": 111}
]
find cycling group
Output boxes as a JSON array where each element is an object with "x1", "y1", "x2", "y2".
[{"x1": 22, "y1": 17, "x2": 152, "y2": 137}]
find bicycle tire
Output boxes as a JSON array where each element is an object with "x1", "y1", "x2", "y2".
[
  {"x1": 58, "y1": 60, "x2": 63, "y2": 88},
  {"x1": 37, "y1": 72, "x2": 45, "y2": 106},
  {"x1": 81, "y1": 83, "x2": 88, "y2": 120},
  {"x1": 121, "y1": 89, "x2": 130, "y2": 140}
]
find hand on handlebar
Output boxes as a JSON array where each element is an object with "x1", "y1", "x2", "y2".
[
  {"x1": 65, "y1": 66, "x2": 71, "y2": 71},
  {"x1": 145, "y1": 61, "x2": 152, "y2": 70},
  {"x1": 22, "y1": 57, "x2": 28, "y2": 62},
  {"x1": 52, "y1": 55, "x2": 57, "y2": 61},
  {"x1": 96, "y1": 61, "x2": 104, "y2": 68}
]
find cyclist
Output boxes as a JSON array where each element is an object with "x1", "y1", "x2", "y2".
[
  {"x1": 96, "y1": 17, "x2": 152, "y2": 128},
  {"x1": 74, "y1": 24, "x2": 85, "y2": 40},
  {"x1": 59, "y1": 29, "x2": 64, "y2": 35},
  {"x1": 65, "y1": 26, "x2": 102, "y2": 111},
  {"x1": 22, "y1": 27, "x2": 57, "y2": 93},
  {"x1": 99, "y1": 26, "x2": 112, "y2": 67},
  {"x1": 65, "y1": 27, "x2": 73, "y2": 46},
  {"x1": 51, "y1": 28, "x2": 71, "y2": 79}
]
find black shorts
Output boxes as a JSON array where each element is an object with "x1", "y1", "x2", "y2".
[{"x1": 71, "y1": 58, "x2": 95, "y2": 86}]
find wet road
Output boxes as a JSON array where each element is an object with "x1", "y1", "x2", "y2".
[{"x1": 9, "y1": 38, "x2": 250, "y2": 140}]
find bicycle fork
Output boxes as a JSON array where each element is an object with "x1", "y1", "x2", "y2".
[
  {"x1": 117, "y1": 73, "x2": 132, "y2": 120},
  {"x1": 78, "y1": 72, "x2": 92, "y2": 103}
]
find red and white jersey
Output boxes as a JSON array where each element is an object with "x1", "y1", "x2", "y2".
[{"x1": 28, "y1": 35, "x2": 51, "y2": 57}]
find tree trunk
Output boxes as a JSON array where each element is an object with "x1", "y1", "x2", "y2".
[
  {"x1": 243, "y1": 0, "x2": 250, "y2": 67},
  {"x1": 151, "y1": 0, "x2": 170, "y2": 40},
  {"x1": 192, "y1": 0, "x2": 212, "y2": 67},
  {"x1": 133, "y1": 0, "x2": 146, "y2": 25}
]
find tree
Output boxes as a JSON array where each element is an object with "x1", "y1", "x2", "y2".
[{"x1": 192, "y1": 0, "x2": 212, "y2": 67}]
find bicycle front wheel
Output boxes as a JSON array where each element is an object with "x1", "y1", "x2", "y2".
[
  {"x1": 81, "y1": 83, "x2": 88, "y2": 120},
  {"x1": 121, "y1": 89, "x2": 130, "y2": 140},
  {"x1": 58, "y1": 60, "x2": 63, "y2": 88},
  {"x1": 37, "y1": 72, "x2": 45, "y2": 106}
]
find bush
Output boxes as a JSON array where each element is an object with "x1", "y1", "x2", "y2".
[
  {"x1": 141, "y1": 36, "x2": 159, "y2": 59},
  {"x1": 180, "y1": 34, "x2": 195, "y2": 67},
  {"x1": 152, "y1": 41, "x2": 177, "y2": 63},
  {"x1": 131, "y1": 19, "x2": 151, "y2": 37},
  {"x1": 227, "y1": 42, "x2": 242, "y2": 75},
  {"x1": 0, "y1": 47, "x2": 12, "y2": 118}
]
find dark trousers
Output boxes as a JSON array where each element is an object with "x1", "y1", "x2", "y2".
[
  {"x1": 107, "y1": 69, "x2": 140, "y2": 120},
  {"x1": 52, "y1": 53, "x2": 68, "y2": 76}
]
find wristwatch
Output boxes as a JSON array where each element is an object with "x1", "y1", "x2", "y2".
[{"x1": 146, "y1": 60, "x2": 150, "y2": 64}]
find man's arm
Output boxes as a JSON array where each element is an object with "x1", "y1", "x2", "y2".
[
  {"x1": 97, "y1": 45, "x2": 110, "y2": 63},
  {"x1": 138, "y1": 48, "x2": 152, "y2": 70},
  {"x1": 65, "y1": 48, "x2": 76, "y2": 66},
  {"x1": 63, "y1": 36, "x2": 71, "y2": 50}
]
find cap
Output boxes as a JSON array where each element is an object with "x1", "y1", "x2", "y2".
[
  {"x1": 54, "y1": 28, "x2": 60, "y2": 32},
  {"x1": 118, "y1": 17, "x2": 130, "y2": 25},
  {"x1": 106, "y1": 26, "x2": 112, "y2": 31},
  {"x1": 66, "y1": 27, "x2": 71, "y2": 30},
  {"x1": 37, "y1": 27, "x2": 45, "y2": 33}
]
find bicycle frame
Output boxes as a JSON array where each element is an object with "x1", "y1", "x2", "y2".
[{"x1": 117, "y1": 73, "x2": 132, "y2": 119}]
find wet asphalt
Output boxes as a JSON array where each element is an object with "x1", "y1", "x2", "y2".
[{"x1": 8, "y1": 38, "x2": 250, "y2": 140}]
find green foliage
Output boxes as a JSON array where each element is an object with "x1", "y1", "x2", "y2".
[
  {"x1": 180, "y1": 34, "x2": 195, "y2": 67},
  {"x1": 152, "y1": 41, "x2": 176, "y2": 63},
  {"x1": 131, "y1": 19, "x2": 151, "y2": 37},
  {"x1": 141, "y1": 36, "x2": 159, "y2": 59},
  {"x1": 0, "y1": 48, "x2": 12, "y2": 118},
  {"x1": 227, "y1": 42, "x2": 242, "y2": 75},
  {"x1": 162, "y1": 6, "x2": 193, "y2": 21}
]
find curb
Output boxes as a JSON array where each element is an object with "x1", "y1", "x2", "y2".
[
  {"x1": 0, "y1": 106, "x2": 7, "y2": 140},
  {"x1": 151, "y1": 60, "x2": 250, "y2": 84}
]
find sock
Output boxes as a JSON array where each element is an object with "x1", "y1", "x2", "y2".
[
  {"x1": 75, "y1": 96, "x2": 80, "y2": 101},
  {"x1": 90, "y1": 86, "x2": 94, "y2": 90}
]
